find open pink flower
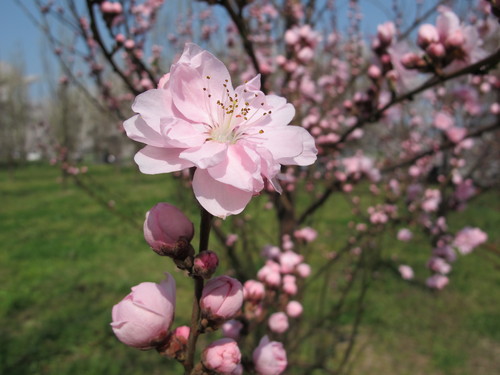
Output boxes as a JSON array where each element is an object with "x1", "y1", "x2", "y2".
[{"x1": 124, "y1": 43, "x2": 317, "y2": 218}]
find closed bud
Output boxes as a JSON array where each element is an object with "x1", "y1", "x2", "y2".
[
  {"x1": 417, "y1": 24, "x2": 439, "y2": 49},
  {"x1": 201, "y1": 276, "x2": 244, "y2": 321},
  {"x1": 253, "y1": 336, "x2": 287, "y2": 375},
  {"x1": 367, "y1": 65, "x2": 382, "y2": 80},
  {"x1": 158, "y1": 325, "x2": 190, "y2": 360},
  {"x1": 202, "y1": 338, "x2": 242, "y2": 374},
  {"x1": 243, "y1": 280, "x2": 266, "y2": 302},
  {"x1": 268, "y1": 312, "x2": 289, "y2": 333},
  {"x1": 401, "y1": 53, "x2": 426, "y2": 69},
  {"x1": 445, "y1": 29, "x2": 465, "y2": 49},
  {"x1": 377, "y1": 22, "x2": 396, "y2": 46},
  {"x1": 286, "y1": 301, "x2": 303, "y2": 318},
  {"x1": 426, "y1": 43, "x2": 446, "y2": 59},
  {"x1": 144, "y1": 203, "x2": 195, "y2": 259},
  {"x1": 111, "y1": 274, "x2": 176, "y2": 349},
  {"x1": 193, "y1": 250, "x2": 219, "y2": 279}
]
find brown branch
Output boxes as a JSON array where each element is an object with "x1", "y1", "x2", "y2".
[
  {"x1": 336, "y1": 48, "x2": 500, "y2": 145},
  {"x1": 217, "y1": 0, "x2": 268, "y2": 88},
  {"x1": 382, "y1": 121, "x2": 500, "y2": 173},
  {"x1": 85, "y1": 0, "x2": 140, "y2": 95},
  {"x1": 184, "y1": 208, "x2": 212, "y2": 375},
  {"x1": 398, "y1": 0, "x2": 448, "y2": 42}
]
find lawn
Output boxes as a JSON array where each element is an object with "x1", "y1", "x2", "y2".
[{"x1": 0, "y1": 164, "x2": 499, "y2": 375}]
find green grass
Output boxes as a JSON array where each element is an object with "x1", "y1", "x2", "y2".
[{"x1": 0, "y1": 164, "x2": 499, "y2": 375}]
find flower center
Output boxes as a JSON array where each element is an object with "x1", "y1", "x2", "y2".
[{"x1": 202, "y1": 76, "x2": 268, "y2": 144}]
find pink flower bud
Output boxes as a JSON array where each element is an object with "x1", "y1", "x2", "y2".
[
  {"x1": 426, "y1": 43, "x2": 446, "y2": 59},
  {"x1": 243, "y1": 280, "x2": 266, "y2": 302},
  {"x1": 296, "y1": 263, "x2": 311, "y2": 278},
  {"x1": 115, "y1": 33, "x2": 125, "y2": 44},
  {"x1": 368, "y1": 65, "x2": 382, "y2": 80},
  {"x1": 253, "y1": 336, "x2": 287, "y2": 375},
  {"x1": 279, "y1": 251, "x2": 303, "y2": 273},
  {"x1": 202, "y1": 338, "x2": 242, "y2": 374},
  {"x1": 293, "y1": 227, "x2": 318, "y2": 242},
  {"x1": 222, "y1": 319, "x2": 244, "y2": 340},
  {"x1": 124, "y1": 39, "x2": 135, "y2": 49},
  {"x1": 417, "y1": 24, "x2": 440, "y2": 48},
  {"x1": 193, "y1": 250, "x2": 219, "y2": 279},
  {"x1": 268, "y1": 312, "x2": 289, "y2": 333},
  {"x1": 144, "y1": 203, "x2": 194, "y2": 258},
  {"x1": 297, "y1": 46, "x2": 314, "y2": 63},
  {"x1": 397, "y1": 228, "x2": 413, "y2": 242},
  {"x1": 286, "y1": 301, "x2": 303, "y2": 318},
  {"x1": 377, "y1": 21, "x2": 396, "y2": 46},
  {"x1": 111, "y1": 2, "x2": 122, "y2": 14},
  {"x1": 400, "y1": 53, "x2": 425, "y2": 69},
  {"x1": 160, "y1": 325, "x2": 190, "y2": 359},
  {"x1": 398, "y1": 265, "x2": 414, "y2": 280},
  {"x1": 201, "y1": 276, "x2": 244, "y2": 320},
  {"x1": 446, "y1": 127, "x2": 467, "y2": 143},
  {"x1": 100, "y1": 1, "x2": 114, "y2": 13},
  {"x1": 426, "y1": 274, "x2": 449, "y2": 290},
  {"x1": 445, "y1": 29, "x2": 465, "y2": 49},
  {"x1": 111, "y1": 274, "x2": 176, "y2": 349}
]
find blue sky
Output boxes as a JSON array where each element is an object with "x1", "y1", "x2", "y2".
[{"x1": 0, "y1": 0, "x2": 444, "y2": 98}]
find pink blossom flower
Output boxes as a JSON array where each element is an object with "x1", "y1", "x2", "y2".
[
  {"x1": 111, "y1": 274, "x2": 176, "y2": 349},
  {"x1": 397, "y1": 228, "x2": 413, "y2": 242},
  {"x1": 268, "y1": 312, "x2": 289, "y2": 333},
  {"x1": 427, "y1": 257, "x2": 452, "y2": 274},
  {"x1": 243, "y1": 280, "x2": 266, "y2": 302},
  {"x1": 453, "y1": 227, "x2": 488, "y2": 254},
  {"x1": 433, "y1": 111, "x2": 454, "y2": 130},
  {"x1": 296, "y1": 263, "x2": 311, "y2": 278},
  {"x1": 417, "y1": 24, "x2": 440, "y2": 48},
  {"x1": 279, "y1": 251, "x2": 303, "y2": 273},
  {"x1": 124, "y1": 43, "x2": 317, "y2": 218},
  {"x1": 293, "y1": 227, "x2": 318, "y2": 242},
  {"x1": 446, "y1": 127, "x2": 467, "y2": 143},
  {"x1": 435, "y1": 7, "x2": 486, "y2": 71},
  {"x1": 286, "y1": 301, "x2": 303, "y2": 318},
  {"x1": 253, "y1": 336, "x2": 287, "y2": 375},
  {"x1": 257, "y1": 261, "x2": 282, "y2": 287},
  {"x1": 377, "y1": 21, "x2": 396, "y2": 46},
  {"x1": 433, "y1": 245, "x2": 457, "y2": 263},
  {"x1": 421, "y1": 189, "x2": 441, "y2": 212},
  {"x1": 201, "y1": 276, "x2": 244, "y2": 320},
  {"x1": 202, "y1": 338, "x2": 241, "y2": 374},
  {"x1": 398, "y1": 265, "x2": 414, "y2": 280},
  {"x1": 426, "y1": 274, "x2": 449, "y2": 290}
]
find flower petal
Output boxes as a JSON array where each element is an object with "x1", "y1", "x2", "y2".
[
  {"x1": 135, "y1": 145, "x2": 194, "y2": 174},
  {"x1": 259, "y1": 126, "x2": 308, "y2": 162},
  {"x1": 132, "y1": 89, "x2": 173, "y2": 129},
  {"x1": 124, "y1": 114, "x2": 165, "y2": 147},
  {"x1": 170, "y1": 64, "x2": 213, "y2": 124},
  {"x1": 193, "y1": 169, "x2": 253, "y2": 218},
  {"x1": 179, "y1": 141, "x2": 228, "y2": 169},
  {"x1": 164, "y1": 119, "x2": 206, "y2": 148},
  {"x1": 207, "y1": 144, "x2": 262, "y2": 192},
  {"x1": 265, "y1": 95, "x2": 296, "y2": 126},
  {"x1": 278, "y1": 126, "x2": 318, "y2": 166}
]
